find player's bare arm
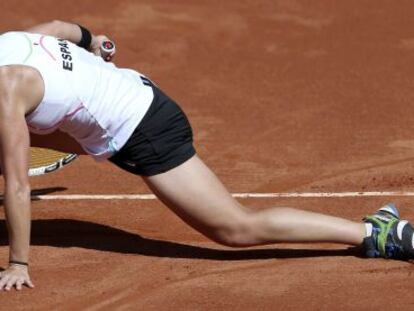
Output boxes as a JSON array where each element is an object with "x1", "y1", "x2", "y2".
[
  {"x1": 0, "y1": 22, "x2": 114, "y2": 291},
  {"x1": 27, "y1": 20, "x2": 115, "y2": 60},
  {"x1": 0, "y1": 66, "x2": 42, "y2": 291}
]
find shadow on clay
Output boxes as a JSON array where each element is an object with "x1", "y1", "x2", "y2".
[
  {"x1": 0, "y1": 187, "x2": 67, "y2": 200},
  {"x1": 0, "y1": 218, "x2": 363, "y2": 260}
]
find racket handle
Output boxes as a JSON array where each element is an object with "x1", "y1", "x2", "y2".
[{"x1": 100, "y1": 40, "x2": 116, "y2": 61}]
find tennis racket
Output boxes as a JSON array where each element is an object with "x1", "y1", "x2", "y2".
[{"x1": 28, "y1": 147, "x2": 77, "y2": 176}]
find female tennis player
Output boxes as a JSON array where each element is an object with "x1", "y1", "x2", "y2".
[{"x1": 0, "y1": 20, "x2": 413, "y2": 291}]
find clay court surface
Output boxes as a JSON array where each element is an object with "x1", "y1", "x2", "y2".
[{"x1": 1, "y1": 0, "x2": 414, "y2": 309}]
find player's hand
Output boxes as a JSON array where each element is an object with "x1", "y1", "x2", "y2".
[
  {"x1": 0, "y1": 264, "x2": 34, "y2": 291},
  {"x1": 90, "y1": 35, "x2": 116, "y2": 62}
]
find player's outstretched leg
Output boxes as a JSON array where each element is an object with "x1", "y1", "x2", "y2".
[
  {"x1": 144, "y1": 155, "x2": 368, "y2": 248},
  {"x1": 363, "y1": 203, "x2": 414, "y2": 259}
]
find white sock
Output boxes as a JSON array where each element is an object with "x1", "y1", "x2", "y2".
[{"x1": 365, "y1": 223, "x2": 373, "y2": 237}]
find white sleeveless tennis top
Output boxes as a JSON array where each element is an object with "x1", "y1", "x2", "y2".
[{"x1": 0, "y1": 31, "x2": 154, "y2": 160}]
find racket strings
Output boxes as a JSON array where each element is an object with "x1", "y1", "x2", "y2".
[{"x1": 30, "y1": 147, "x2": 71, "y2": 168}]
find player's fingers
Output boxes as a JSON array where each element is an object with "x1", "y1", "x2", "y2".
[
  {"x1": 5, "y1": 276, "x2": 18, "y2": 291},
  {"x1": 0, "y1": 275, "x2": 10, "y2": 290},
  {"x1": 106, "y1": 51, "x2": 115, "y2": 60},
  {"x1": 105, "y1": 53, "x2": 115, "y2": 62},
  {"x1": 16, "y1": 279, "x2": 24, "y2": 291},
  {"x1": 25, "y1": 278, "x2": 35, "y2": 288}
]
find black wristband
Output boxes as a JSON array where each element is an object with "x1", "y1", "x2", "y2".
[
  {"x1": 9, "y1": 260, "x2": 29, "y2": 267},
  {"x1": 77, "y1": 24, "x2": 92, "y2": 49}
]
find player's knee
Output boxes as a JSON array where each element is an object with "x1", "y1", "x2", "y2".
[{"x1": 207, "y1": 213, "x2": 257, "y2": 247}]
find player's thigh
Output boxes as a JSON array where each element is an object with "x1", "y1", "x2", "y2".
[{"x1": 143, "y1": 155, "x2": 248, "y2": 236}]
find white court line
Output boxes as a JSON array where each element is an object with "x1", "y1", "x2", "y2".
[{"x1": 20, "y1": 191, "x2": 414, "y2": 200}]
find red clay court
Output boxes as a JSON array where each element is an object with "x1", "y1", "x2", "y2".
[{"x1": 1, "y1": 0, "x2": 414, "y2": 310}]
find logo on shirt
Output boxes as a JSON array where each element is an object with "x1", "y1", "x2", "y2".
[{"x1": 57, "y1": 39, "x2": 73, "y2": 71}]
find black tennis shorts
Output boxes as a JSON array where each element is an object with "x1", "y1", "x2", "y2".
[{"x1": 109, "y1": 81, "x2": 196, "y2": 176}]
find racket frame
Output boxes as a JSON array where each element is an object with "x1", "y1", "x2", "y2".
[{"x1": 28, "y1": 152, "x2": 77, "y2": 176}]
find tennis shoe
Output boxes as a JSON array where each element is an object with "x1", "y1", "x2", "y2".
[{"x1": 363, "y1": 203, "x2": 414, "y2": 260}]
